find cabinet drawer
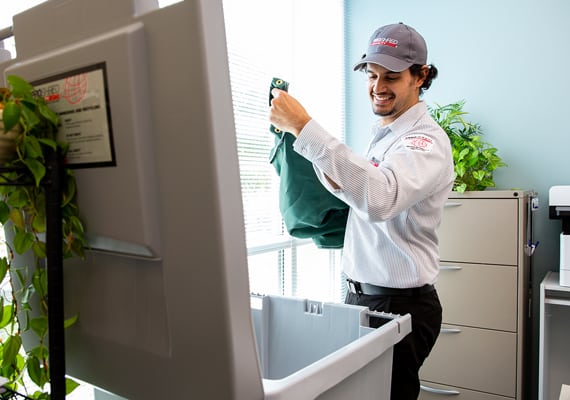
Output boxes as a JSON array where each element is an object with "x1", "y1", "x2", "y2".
[
  {"x1": 420, "y1": 381, "x2": 512, "y2": 400},
  {"x1": 438, "y1": 263, "x2": 517, "y2": 331},
  {"x1": 420, "y1": 325, "x2": 517, "y2": 397},
  {"x1": 439, "y1": 198, "x2": 518, "y2": 265}
]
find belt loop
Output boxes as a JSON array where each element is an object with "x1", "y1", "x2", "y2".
[{"x1": 346, "y1": 279, "x2": 362, "y2": 295}]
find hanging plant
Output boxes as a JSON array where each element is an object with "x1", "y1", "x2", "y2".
[
  {"x1": 0, "y1": 74, "x2": 85, "y2": 398},
  {"x1": 428, "y1": 100, "x2": 507, "y2": 193}
]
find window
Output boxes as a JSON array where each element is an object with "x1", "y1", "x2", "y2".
[
  {"x1": 0, "y1": 1, "x2": 48, "y2": 59},
  {"x1": 222, "y1": 0, "x2": 346, "y2": 303}
]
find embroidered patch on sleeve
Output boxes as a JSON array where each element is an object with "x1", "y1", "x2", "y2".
[{"x1": 402, "y1": 134, "x2": 434, "y2": 152}]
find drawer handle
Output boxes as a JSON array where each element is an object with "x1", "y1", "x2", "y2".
[
  {"x1": 444, "y1": 201, "x2": 462, "y2": 208},
  {"x1": 420, "y1": 385, "x2": 460, "y2": 395},
  {"x1": 439, "y1": 265, "x2": 462, "y2": 271},
  {"x1": 440, "y1": 327, "x2": 461, "y2": 334}
]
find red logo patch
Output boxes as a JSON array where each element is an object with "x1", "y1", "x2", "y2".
[
  {"x1": 371, "y1": 37, "x2": 398, "y2": 48},
  {"x1": 402, "y1": 135, "x2": 434, "y2": 152}
]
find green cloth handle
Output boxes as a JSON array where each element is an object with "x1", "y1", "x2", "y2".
[{"x1": 268, "y1": 77, "x2": 348, "y2": 249}]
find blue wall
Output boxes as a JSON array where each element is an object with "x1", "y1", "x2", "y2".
[{"x1": 345, "y1": 1, "x2": 570, "y2": 398}]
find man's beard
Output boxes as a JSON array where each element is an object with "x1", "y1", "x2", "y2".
[{"x1": 373, "y1": 106, "x2": 395, "y2": 117}]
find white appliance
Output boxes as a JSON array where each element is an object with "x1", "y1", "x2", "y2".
[{"x1": 549, "y1": 186, "x2": 570, "y2": 286}]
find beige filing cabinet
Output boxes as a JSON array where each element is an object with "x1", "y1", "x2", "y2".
[{"x1": 419, "y1": 190, "x2": 534, "y2": 400}]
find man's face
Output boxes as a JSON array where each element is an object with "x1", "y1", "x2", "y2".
[{"x1": 365, "y1": 63, "x2": 426, "y2": 125}]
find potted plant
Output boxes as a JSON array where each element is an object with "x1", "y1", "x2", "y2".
[
  {"x1": 0, "y1": 74, "x2": 85, "y2": 398},
  {"x1": 428, "y1": 100, "x2": 506, "y2": 193}
]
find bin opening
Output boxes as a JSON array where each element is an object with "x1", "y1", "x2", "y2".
[{"x1": 250, "y1": 295, "x2": 412, "y2": 400}]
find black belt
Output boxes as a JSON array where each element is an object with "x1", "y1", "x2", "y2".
[{"x1": 346, "y1": 279, "x2": 435, "y2": 296}]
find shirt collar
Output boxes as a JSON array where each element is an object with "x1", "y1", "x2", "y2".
[
  {"x1": 388, "y1": 101, "x2": 427, "y2": 135},
  {"x1": 368, "y1": 101, "x2": 427, "y2": 149}
]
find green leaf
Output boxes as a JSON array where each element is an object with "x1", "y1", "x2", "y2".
[
  {"x1": 23, "y1": 135, "x2": 43, "y2": 159},
  {"x1": 0, "y1": 304, "x2": 14, "y2": 329},
  {"x1": 66, "y1": 377, "x2": 81, "y2": 395},
  {"x1": 455, "y1": 163, "x2": 466, "y2": 178},
  {"x1": 0, "y1": 201, "x2": 10, "y2": 224},
  {"x1": 20, "y1": 103, "x2": 40, "y2": 130},
  {"x1": 27, "y1": 355, "x2": 43, "y2": 387},
  {"x1": 29, "y1": 344, "x2": 48, "y2": 359},
  {"x1": 7, "y1": 189, "x2": 29, "y2": 208},
  {"x1": 15, "y1": 269, "x2": 26, "y2": 288},
  {"x1": 457, "y1": 147, "x2": 469, "y2": 162},
  {"x1": 69, "y1": 237, "x2": 86, "y2": 259},
  {"x1": 31, "y1": 213, "x2": 46, "y2": 233},
  {"x1": 0, "y1": 352, "x2": 24, "y2": 383},
  {"x1": 32, "y1": 241, "x2": 47, "y2": 259},
  {"x1": 59, "y1": 140, "x2": 70, "y2": 155},
  {"x1": 2, "y1": 335, "x2": 22, "y2": 368},
  {"x1": 467, "y1": 149, "x2": 480, "y2": 165},
  {"x1": 19, "y1": 285, "x2": 34, "y2": 310},
  {"x1": 27, "y1": 353, "x2": 49, "y2": 388},
  {"x1": 13, "y1": 230, "x2": 35, "y2": 254},
  {"x1": 37, "y1": 137, "x2": 57, "y2": 151},
  {"x1": 455, "y1": 183, "x2": 467, "y2": 193},
  {"x1": 2, "y1": 100, "x2": 20, "y2": 132},
  {"x1": 38, "y1": 102, "x2": 59, "y2": 126},
  {"x1": 0, "y1": 257, "x2": 8, "y2": 285},
  {"x1": 64, "y1": 314, "x2": 79, "y2": 329},
  {"x1": 23, "y1": 158, "x2": 46, "y2": 187},
  {"x1": 62, "y1": 176, "x2": 77, "y2": 207},
  {"x1": 7, "y1": 75, "x2": 34, "y2": 97},
  {"x1": 473, "y1": 170, "x2": 486, "y2": 181},
  {"x1": 32, "y1": 268, "x2": 47, "y2": 299},
  {"x1": 70, "y1": 215, "x2": 84, "y2": 234},
  {"x1": 30, "y1": 316, "x2": 48, "y2": 338}
]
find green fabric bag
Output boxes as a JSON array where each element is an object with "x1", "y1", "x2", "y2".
[{"x1": 269, "y1": 78, "x2": 348, "y2": 249}]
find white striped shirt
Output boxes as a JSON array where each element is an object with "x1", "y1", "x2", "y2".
[{"x1": 293, "y1": 101, "x2": 454, "y2": 288}]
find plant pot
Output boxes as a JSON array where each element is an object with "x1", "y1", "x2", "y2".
[{"x1": 0, "y1": 109, "x2": 20, "y2": 164}]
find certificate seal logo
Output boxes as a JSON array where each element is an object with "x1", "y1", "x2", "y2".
[{"x1": 63, "y1": 74, "x2": 88, "y2": 105}]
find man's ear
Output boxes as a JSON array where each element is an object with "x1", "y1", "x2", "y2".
[{"x1": 417, "y1": 65, "x2": 429, "y2": 88}]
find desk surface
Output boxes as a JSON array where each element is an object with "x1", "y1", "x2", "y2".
[
  {"x1": 541, "y1": 272, "x2": 570, "y2": 307},
  {"x1": 542, "y1": 271, "x2": 570, "y2": 293}
]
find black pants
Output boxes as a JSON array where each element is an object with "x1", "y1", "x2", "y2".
[{"x1": 345, "y1": 289, "x2": 442, "y2": 400}]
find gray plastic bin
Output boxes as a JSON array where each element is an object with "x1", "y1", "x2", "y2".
[{"x1": 251, "y1": 295, "x2": 412, "y2": 400}]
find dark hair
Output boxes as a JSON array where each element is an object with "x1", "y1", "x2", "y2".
[{"x1": 409, "y1": 64, "x2": 438, "y2": 96}]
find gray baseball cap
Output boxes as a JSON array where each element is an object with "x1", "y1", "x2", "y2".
[{"x1": 353, "y1": 23, "x2": 427, "y2": 72}]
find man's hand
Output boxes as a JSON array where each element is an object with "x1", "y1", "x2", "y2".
[{"x1": 269, "y1": 89, "x2": 311, "y2": 137}]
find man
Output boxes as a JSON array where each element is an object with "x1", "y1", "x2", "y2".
[{"x1": 269, "y1": 22, "x2": 454, "y2": 399}]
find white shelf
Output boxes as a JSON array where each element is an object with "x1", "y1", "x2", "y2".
[
  {"x1": 545, "y1": 298, "x2": 570, "y2": 307},
  {"x1": 539, "y1": 271, "x2": 570, "y2": 400}
]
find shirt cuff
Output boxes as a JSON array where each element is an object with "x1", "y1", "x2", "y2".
[{"x1": 292, "y1": 119, "x2": 331, "y2": 160}]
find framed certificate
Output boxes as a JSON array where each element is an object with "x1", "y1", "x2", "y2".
[{"x1": 32, "y1": 62, "x2": 115, "y2": 168}]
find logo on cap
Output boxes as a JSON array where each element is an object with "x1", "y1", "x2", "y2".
[{"x1": 371, "y1": 37, "x2": 398, "y2": 48}]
